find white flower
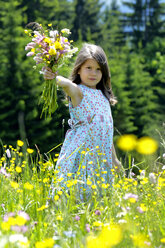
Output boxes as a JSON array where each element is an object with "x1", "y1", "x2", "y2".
[
  {"x1": 9, "y1": 234, "x2": 28, "y2": 243},
  {"x1": 163, "y1": 153, "x2": 165, "y2": 159},
  {"x1": 61, "y1": 28, "x2": 71, "y2": 34},
  {"x1": 49, "y1": 30, "x2": 58, "y2": 38},
  {"x1": 140, "y1": 170, "x2": 145, "y2": 178},
  {"x1": 6, "y1": 149, "x2": 11, "y2": 158},
  {"x1": 0, "y1": 237, "x2": 8, "y2": 248},
  {"x1": 162, "y1": 165, "x2": 165, "y2": 170},
  {"x1": 149, "y1": 173, "x2": 156, "y2": 184},
  {"x1": 118, "y1": 219, "x2": 127, "y2": 224}
]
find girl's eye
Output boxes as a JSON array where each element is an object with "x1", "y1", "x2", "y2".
[
  {"x1": 87, "y1": 67, "x2": 91, "y2": 69},
  {"x1": 97, "y1": 68, "x2": 101, "y2": 71}
]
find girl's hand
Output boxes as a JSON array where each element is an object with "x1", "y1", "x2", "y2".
[{"x1": 43, "y1": 67, "x2": 56, "y2": 80}]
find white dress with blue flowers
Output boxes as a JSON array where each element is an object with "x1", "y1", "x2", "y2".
[{"x1": 55, "y1": 84, "x2": 114, "y2": 195}]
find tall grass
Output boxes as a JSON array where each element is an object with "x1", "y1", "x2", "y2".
[{"x1": 0, "y1": 135, "x2": 164, "y2": 248}]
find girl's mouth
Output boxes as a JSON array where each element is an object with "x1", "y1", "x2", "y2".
[{"x1": 89, "y1": 78, "x2": 96, "y2": 81}]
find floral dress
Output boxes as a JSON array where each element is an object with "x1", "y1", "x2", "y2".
[{"x1": 54, "y1": 84, "x2": 114, "y2": 197}]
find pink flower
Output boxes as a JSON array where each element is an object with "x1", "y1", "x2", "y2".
[
  {"x1": 26, "y1": 52, "x2": 35, "y2": 57},
  {"x1": 18, "y1": 211, "x2": 30, "y2": 221},
  {"x1": 25, "y1": 42, "x2": 36, "y2": 50},
  {"x1": 123, "y1": 193, "x2": 138, "y2": 201},
  {"x1": 85, "y1": 224, "x2": 90, "y2": 233},
  {"x1": 95, "y1": 210, "x2": 101, "y2": 216},
  {"x1": 75, "y1": 215, "x2": 80, "y2": 221},
  {"x1": 33, "y1": 56, "x2": 43, "y2": 64}
]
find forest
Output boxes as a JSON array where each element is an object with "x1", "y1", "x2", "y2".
[{"x1": 0, "y1": 0, "x2": 165, "y2": 154}]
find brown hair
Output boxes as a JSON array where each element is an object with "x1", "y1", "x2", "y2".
[{"x1": 70, "y1": 43, "x2": 117, "y2": 105}]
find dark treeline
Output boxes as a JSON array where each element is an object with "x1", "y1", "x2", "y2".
[{"x1": 0, "y1": 0, "x2": 165, "y2": 154}]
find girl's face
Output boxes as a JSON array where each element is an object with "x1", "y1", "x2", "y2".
[{"x1": 78, "y1": 59, "x2": 102, "y2": 89}]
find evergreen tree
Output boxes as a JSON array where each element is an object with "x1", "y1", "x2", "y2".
[
  {"x1": 122, "y1": 0, "x2": 165, "y2": 48},
  {"x1": 0, "y1": 0, "x2": 70, "y2": 153},
  {"x1": 0, "y1": 0, "x2": 26, "y2": 145},
  {"x1": 20, "y1": 0, "x2": 73, "y2": 30},
  {"x1": 143, "y1": 37, "x2": 165, "y2": 133},
  {"x1": 110, "y1": 45, "x2": 136, "y2": 137},
  {"x1": 129, "y1": 52, "x2": 158, "y2": 137},
  {"x1": 71, "y1": 0, "x2": 102, "y2": 42},
  {"x1": 101, "y1": 0, "x2": 125, "y2": 54},
  {"x1": 143, "y1": 0, "x2": 165, "y2": 46}
]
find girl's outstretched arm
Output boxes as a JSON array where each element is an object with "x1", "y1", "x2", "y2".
[{"x1": 43, "y1": 68, "x2": 82, "y2": 107}]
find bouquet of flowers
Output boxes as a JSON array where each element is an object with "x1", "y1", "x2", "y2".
[{"x1": 24, "y1": 22, "x2": 78, "y2": 118}]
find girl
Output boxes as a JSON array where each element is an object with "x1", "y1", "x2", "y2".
[{"x1": 44, "y1": 43, "x2": 122, "y2": 198}]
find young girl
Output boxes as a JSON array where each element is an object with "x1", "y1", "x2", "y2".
[{"x1": 44, "y1": 43, "x2": 122, "y2": 198}]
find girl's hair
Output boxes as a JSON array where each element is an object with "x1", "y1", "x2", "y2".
[{"x1": 70, "y1": 43, "x2": 117, "y2": 105}]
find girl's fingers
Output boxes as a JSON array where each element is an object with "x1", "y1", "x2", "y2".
[{"x1": 44, "y1": 74, "x2": 55, "y2": 80}]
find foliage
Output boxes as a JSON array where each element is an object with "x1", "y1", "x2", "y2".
[{"x1": 0, "y1": 136, "x2": 164, "y2": 247}]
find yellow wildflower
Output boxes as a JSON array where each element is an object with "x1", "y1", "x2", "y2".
[
  {"x1": 88, "y1": 161, "x2": 93, "y2": 164},
  {"x1": 17, "y1": 140, "x2": 24, "y2": 147},
  {"x1": 140, "y1": 203, "x2": 147, "y2": 212},
  {"x1": 56, "y1": 215, "x2": 63, "y2": 221},
  {"x1": 91, "y1": 185, "x2": 97, "y2": 189},
  {"x1": 136, "y1": 136, "x2": 158, "y2": 154},
  {"x1": 57, "y1": 190, "x2": 63, "y2": 195},
  {"x1": 10, "y1": 181, "x2": 19, "y2": 189},
  {"x1": 54, "y1": 41, "x2": 63, "y2": 50},
  {"x1": 54, "y1": 195, "x2": 59, "y2": 201},
  {"x1": 161, "y1": 238, "x2": 165, "y2": 243},
  {"x1": 158, "y1": 177, "x2": 165, "y2": 187},
  {"x1": 129, "y1": 198, "x2": 137, "y2": 203},
  {"x1": 27, "y1": 148, "x2": 34, "y2": 154},
  {"x1": 24, "y1": 182, "x2": 34, "y2": 190},
  {"x1": 44, "y1": 37, "x2": 51, "y2": 44},
  {"x1": 87, "y1": 224, "x2": 122, "y2": 248},
  {"x1": 93, "y1": 221, "x2": 103, "y2": 227},
  {"x1": 1, "y1": 222, "x2": 10, "y2": 231},
  {"x1": 117, "y1": 134, "x2": 137, "y2": 151},
  {"x1": 35, "y1": 238, "x2": 54, "y2": 248},
  {"x1": 49, "y1": 48, "x2": 56, "y2": 56},
  {"x1": 37, "y1": 205, "x2": 48, "y2": 211},
  {"x1": 101, "y1": 183, "x2": 109, "y2": 189},
  {"x1": 131, "y1": 233, "x2": 149, "y2": 247},
  {"x1": 48, "y1": 23, "x2": 52, "y2": 27},
  {"x1": 31, "y1": 48, "x2": 35, "y2": 53},
  {"x1": 15, "y1": 216, "x2": 27, "y2": 226},
  {"x1": 16, "y1": 166, "x2": 22, "y2": 173},
  {"x1": 87, "y1": 180, "x2": 92, "y2": 185}
]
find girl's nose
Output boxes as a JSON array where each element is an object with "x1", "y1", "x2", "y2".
[{"x1": 91, "y1": 69, "x2": 97, "y2": 75}]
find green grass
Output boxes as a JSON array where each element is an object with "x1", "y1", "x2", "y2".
[{"x1": 0, "y1": 140, "x2": 165, "y2": 248}]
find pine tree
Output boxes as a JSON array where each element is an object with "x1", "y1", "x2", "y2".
[
  {"x1": 110, "y1": 45, "x2": 136, "y2": 137},
  {"x1": 71, "y1": 0, "x2": 102, "y2": 42},
  {"x1": 20, "y1": 0, "x2": 73, "y2": 30},
  {"x1": 143, "y1": 38, "x2": 165, "y2": 134},
  {"x1": 129, "y1": 52, "x2": 158, "y2": 137},
  {"x1": 101, "y1": 0, "x2": 125, "y2": 54},
  {"x1": 143, "y1": 0, "x2": 165, "y2": 46},
  {"x1": 0, "y1": 0, "x2": 25, "y2": 145},
  {"x1": 0, "y1": 0, "x2": 70, "y2": 153},
  {"x1": 122, "y1": 0, "x2": 165, "y2": 48}
]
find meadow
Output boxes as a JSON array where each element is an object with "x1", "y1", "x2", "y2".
[{"x1": 0, "y1": 134, "x2": 165, "y2": 248}]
